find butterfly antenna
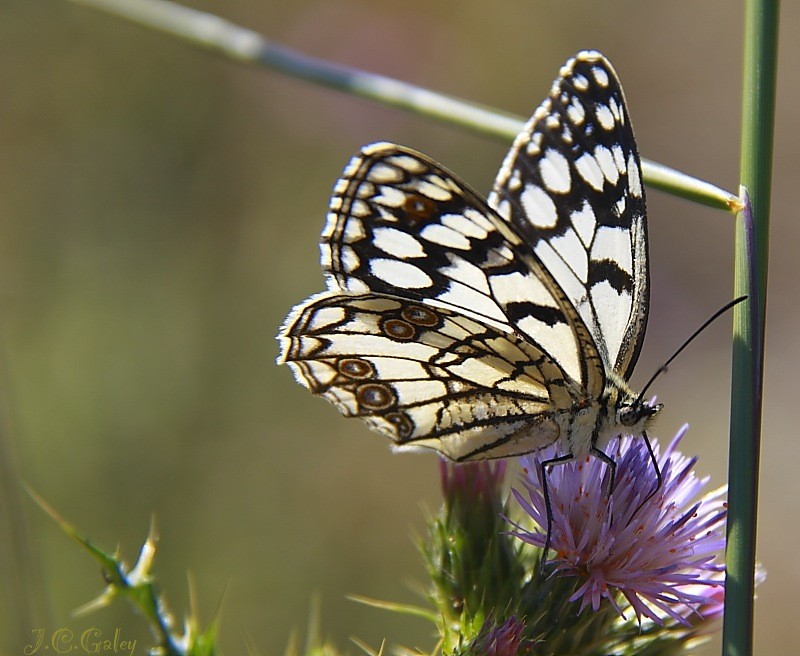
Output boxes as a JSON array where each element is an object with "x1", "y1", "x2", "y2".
[{"x1": 636, "y1": 296, "x2": 747, "y2": 404}]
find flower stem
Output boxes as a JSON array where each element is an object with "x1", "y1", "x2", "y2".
[
  {"x1": 65, "y1": 0, "x2": 740, "y2": 212},
  {"x1": 724, "y1": 1, "x2": 779, "y2": 655}
]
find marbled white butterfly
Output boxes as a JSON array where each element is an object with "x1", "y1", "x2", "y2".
[{"x1": 277, "y1": 51, "x2": 661, "y2": 482}]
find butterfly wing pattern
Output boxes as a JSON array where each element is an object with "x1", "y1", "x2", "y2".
[
  {"x1": 488, "y1": 53, "x2": 648, "y2": 379},
  {"x1": 278, "y1": 50, "x2": 661, "y2": 463}
]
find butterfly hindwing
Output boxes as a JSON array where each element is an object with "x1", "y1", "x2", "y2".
[
  {"x1": 279, "y1": 292, "x2": 581, "y2": 461},
  {"x1": 321, "y1": 142, "x2": 604, "y2": 393},
  {"x1": 488, "y1": 50, "x2": 648, "y2": 379}
]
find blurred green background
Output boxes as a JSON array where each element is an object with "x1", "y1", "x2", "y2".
[{"x1": 1, "y1": 1, "x2": 797, "y2": 654}]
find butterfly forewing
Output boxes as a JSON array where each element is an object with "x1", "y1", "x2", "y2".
[
  {"x1": 321, "y1": 142, "x2": 603, "y2": 392},
  {"x1": 279, "y1": 292, "x2": 582, "y2": 461},
  {"x1": 489, "y1": 51, "x2": 648, "y2": 378}
]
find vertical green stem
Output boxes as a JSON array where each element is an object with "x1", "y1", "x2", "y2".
[{"x1": 724, "y1": 1, "x2": 779, "y2": 655}]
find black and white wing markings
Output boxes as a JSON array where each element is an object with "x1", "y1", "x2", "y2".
[
  {"x1": 277, "y1": 51, "x2": 662, "y2": 467},
  {"x1": 488, "y1": 50, "x2": 648, "y2": 379},
  {"x1": 279, "y1": 292, "x2": 584, "y2": 461},
  {"x1": 320, "y1": 141, "x2": 604, "y2": 393}
]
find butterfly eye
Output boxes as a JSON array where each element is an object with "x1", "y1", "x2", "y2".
[{"x1": 618, "y1": 405, "x2": 639, "y2": 427}]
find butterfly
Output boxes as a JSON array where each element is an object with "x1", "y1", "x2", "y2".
[{"x1": 277, "y1": 51, "x2": 661, "y2": 493}]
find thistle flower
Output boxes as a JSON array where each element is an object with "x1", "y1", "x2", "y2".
[
  {"x1": 468, "y1": 616, "x2": 532, "y2": 656},
  {"x1": 427, "y1": 460, "x2": 528, "y2": 654},
  {"x1": 509, "y1": 426, "x2": 726, "y2": 626},
  {"x1": 440, "y1": 457, "x2": 507, "y2": 507}
]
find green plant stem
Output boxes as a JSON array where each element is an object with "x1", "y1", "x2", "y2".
[
  {"x1": 65, "y1": 0, "x2": 740, "y2": 212},
  {"x1": 724, "y1": 1, "x2": 779, "y2": 655}
]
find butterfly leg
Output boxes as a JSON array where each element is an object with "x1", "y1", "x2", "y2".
[
  {"x1": 632, "y1": 430, "x2": 663, "y2": 517},
  {"x1": 590, "y1": 446, "x2": 619, "y2": 534},
  {"x1": 590, "y1": 446, "x2": 618, "y2": 500},
  {"x1": 538, "y1": 452, "x2": 575, "y2": 576}
]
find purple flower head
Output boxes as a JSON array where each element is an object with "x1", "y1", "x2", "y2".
[
  {"x1": 509, "y1": 426, "x2": 726, "y2": 626},
  {"x1": 470, "y1": 616, "x2": 532, "y2": 656},
  {"x1": 440, "y1": 458, "x2": 507, "y2": 506}
]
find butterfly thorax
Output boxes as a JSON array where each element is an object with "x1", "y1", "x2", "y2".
[{"x1": 563, "y1": 372, "x2": 661, "y2": 459}]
